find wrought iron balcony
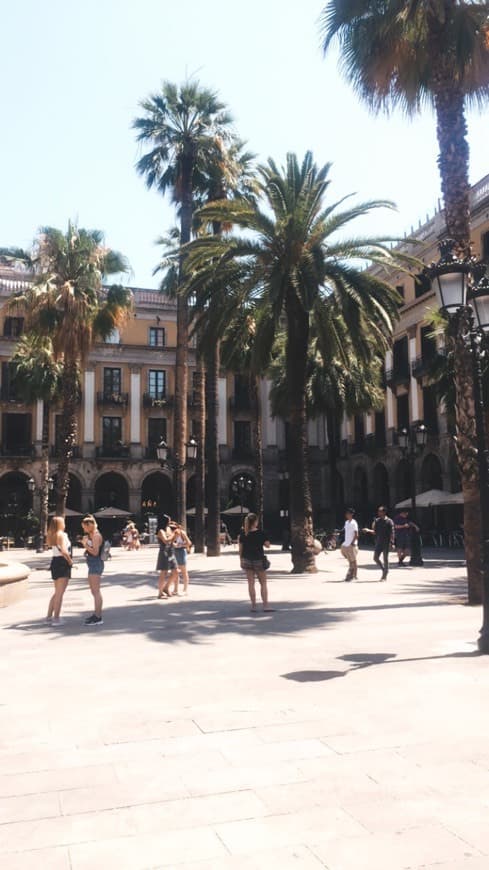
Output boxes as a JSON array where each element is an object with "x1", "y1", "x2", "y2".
[
  {"x1": 97, "y1": 391, "x2": 129, "y2": 407},
  {"x1": 143, "y1": 392, "x2": 174, "y2": 409},
  {"x1": 385, "y1": 367, "x2": 410, "y2": 387},
  {"x1": 96, "y1": 444, "x2": 130, "y2": 459},
  {"x1": 1, "y1": 443, "x2": 34, "y2": 457},
  {"x1": 0, "y1": 385, "x2": 23, "y2": 402}
]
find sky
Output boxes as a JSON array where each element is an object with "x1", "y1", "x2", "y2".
[{"x1": 1, "y1": 0, "x2": 489, "y2": 289}]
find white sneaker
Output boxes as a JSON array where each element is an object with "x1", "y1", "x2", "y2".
[{"x1": 52, "y1": 617, "x2": 64, "y2": 625}]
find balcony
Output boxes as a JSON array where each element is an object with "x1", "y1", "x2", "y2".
[
  {"x1": 97, "y1": 391, "x2": 129, "y2": 408},
  {"x1": 229, "y1": 395, "x2": 252, "y2": 413},
  {"x1": 385, "y1": 367, "x2": 410, "y2": 388},
  {"x1": 1, "y1": 444, "x2": 33, "y2": 458},
  {"x1": 351, "y1": 437, "x2": 366, "y2": 454},
  {"x1": 96, "y1": 444, "x2": 130, "y2": 459},
  {"x1": 0, "y1": 386, "x2": 23, "y2": 403},
  {"x1": 412, "y1": 349, "x2": 447, "y2": 380},
  {"x1": 50, "y1": 445, "x2": 81, "y2": 459},
  {"x1": 143, "y1": 392, "x2": 174, "y2": 409}
]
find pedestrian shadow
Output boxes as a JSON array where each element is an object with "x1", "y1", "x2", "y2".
[{"x1": 281, "y1": 649, "x2": 480, "y2": 683}]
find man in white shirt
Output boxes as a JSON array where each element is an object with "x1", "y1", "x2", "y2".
[{"x1": 341, "y1": 508, "x2": 359, "y2": 581}]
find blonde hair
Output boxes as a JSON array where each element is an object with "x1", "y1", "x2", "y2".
[
  {"x1": 47, "y1": 516, "x2": 65, "y2": 546},
  {"x1": 244, "y1": 513, "x2": 258, "y2": 535},
  {"x1": 82, "y1": 514, "x2": 98, "y2": 530}
]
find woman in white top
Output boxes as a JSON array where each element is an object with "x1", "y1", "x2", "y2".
[{"x1": 47, "y1": 516, "x2": 73, "y2": 623}]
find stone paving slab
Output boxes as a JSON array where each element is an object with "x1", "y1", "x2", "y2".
[{"x1": 0, "y1": 545, "x2": 487, "y2": 868}]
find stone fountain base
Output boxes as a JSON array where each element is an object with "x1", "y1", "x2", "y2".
[{"x1": 0, "y1": 561, "x2": 30, "y2": 607}]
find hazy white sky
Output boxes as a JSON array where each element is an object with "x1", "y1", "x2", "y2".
[{"x1": 1, "y1": 0, "x2": 488, "y2": 288}]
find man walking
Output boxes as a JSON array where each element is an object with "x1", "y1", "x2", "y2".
[
  {"x1": 340, "y1": 508, "x2": 359, "y2": 581},
  {"x1": 364, "y1": 506, "x2": 395, "y2": 581}
]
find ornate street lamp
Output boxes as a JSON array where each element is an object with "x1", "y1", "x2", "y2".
[
  {"x1": 231, "y1": 473, "x2": 255, "y2": 521},
  {"x1": 156, "y1": 437, "x2": 198, "y2": 470},
  {"x1": 397, "y1": 423, "x2": 428, "y2": 566},
  {"x1": 427, "y1": 240, "x2": 489, "y2": 652}
]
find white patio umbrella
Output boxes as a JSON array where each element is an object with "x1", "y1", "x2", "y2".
[{"x1": 395, "y1": 489, "x2": 463, "y2": 509}]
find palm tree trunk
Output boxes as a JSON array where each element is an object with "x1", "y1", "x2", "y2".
[
  {"x1": 56, "y1": 363, "x2": 78, "y2": 515},
  {"x1": 431, "y1": 30, "x2": 481, "y2": 602},
  {"x1": 250, "y1": 374, "x2": 264, "y2": 524},
  {"x1": 193, "y1": 355, "x2": 206, "y2": 553},
  {"x1": 205, "y1": 342, "x2": 221, "y2": 557},
  {"x1": 39, "y1": 401, "x2": 50, "y2": 548},
  {"x1": 174, "y1": 155, "x2": 193, "y2": 525},
  {"x1": 285, "y1": 291, "x2": 316, "y2": 573},
  {"x1": 326, "y1": 409, "x2": 339, "y2": 526}
]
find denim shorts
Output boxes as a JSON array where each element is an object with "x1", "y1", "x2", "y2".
[
  {"x1": 86, "y1": 555, "x2": 104, "y2": 575},
  {"x1": 174, "y1": 547, "x2": 187, "y2": 566}
]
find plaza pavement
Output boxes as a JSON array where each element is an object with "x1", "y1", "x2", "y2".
[{"x1": 0, "y1": 542, "x2": 488, "y2": 869}]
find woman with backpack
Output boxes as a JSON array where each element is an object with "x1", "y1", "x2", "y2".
[
  {"x1": 81, "y1": 514, "x2": 105, "y2": 625},
  {"x1": 238, "y1": 512, "x2": 273, "y2": 613}
]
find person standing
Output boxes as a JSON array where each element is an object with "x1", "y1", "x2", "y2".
[
  {"x1": 81, "y1": 515, "x2": 104, "y2": 625},
  {"x1": 394, "y1": 509, "x2": 418, "y2": 566},
  {"x1": 239, "y1": 513, "x2": 273, "y2": 613},
  {"x1": 340, "y1": 508, "x2": 359, "y2": 581},
  {"x1": 156, "y1": 514, "x2": 179, "y2": 598},
  {"x1": 47, "y1": 516, "x2": 73, "y2": 624},
  {"x1": 173, "y1": 522, "x2": 192, "y2": 595},
  {"x1": 363, "y1": 506, "x2": 395, "y2": 580}
]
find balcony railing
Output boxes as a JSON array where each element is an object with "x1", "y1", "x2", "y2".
[
  {"x1": 0, "y1": 386, "x2": 23, "y2": 403},
  {"x1": 385, "y1": 367, "x2": 410, "y2": 387},
  {"x1": 97, "y1": 391, "x2": 129, "y2": 407},
  {"x1": 1, "y1": 444, "x2": 34, "y2": 458},
  {"x1": 50, "y1": 445, "x2": 81, "y2": 459},
  {"x1": 96, "y1": 444, "x2": 130, "y2": 459},
  {"x1": 229, "y1": 395, "x2": 252, "y2": 413},
  {"x1": 412, "y1": 349, "x2": 447, "y2": 380},
  {"x1": 143, "y1": 392, "x2": 174, "y2": 409}
]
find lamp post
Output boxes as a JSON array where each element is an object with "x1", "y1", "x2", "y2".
[
  {"x1": 28, "y1": 474, "x2": 54, "y2": 551},
  {"x1": 397, "y1": 423, "x2": 428, "y2": 566},
  {"x1": 156, "y1": 437, "x2": 198, "y2": 519},
  {"x1": 231, "y1": 473, "x2": 255, "y2": 523},
  {"x1": 426, "y1": 239, "x2": 489, "y2": 652}
]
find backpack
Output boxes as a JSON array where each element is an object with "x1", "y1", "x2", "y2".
[{"x1": 100, "y1": 539, "x2": 111, "y2": 561}]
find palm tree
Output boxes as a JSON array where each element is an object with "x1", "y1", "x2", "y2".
[
  {"x1": 184, "y1": 152, "x2": 402, "y2": 572},
  {"x1": 9, "y1": 335, "x2": 63, "y2": 546},
  {"x1": 133, "y1": 81, "x2": 234, "y2": 525},
  {"x1": 321, "y1": 0, "x2": 489, "y2": 602},
  {"x1": 10, "y1": 224, "x2": 131, "y2": 513}
]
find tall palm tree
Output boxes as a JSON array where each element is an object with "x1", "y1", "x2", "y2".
[
  {"x1": 10, "y1": 224, "x2": 131, "y2": 513},
  {"x1": 184, "y1": 152, "x2": 402, "y2": 572},
  {"x1": 133, "y1": 81, "x2": 234, "y2": 525},
  {"x1": 10, "y1": 335, "x2": 63, "y2": 546},
  {"x1": 321, "y1": 0, "x2": 489, "y2": 602}
]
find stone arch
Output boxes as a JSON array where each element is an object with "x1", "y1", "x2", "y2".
[
  {"x1": 94, "y1": 472, "x2": 129, "y2": 511},
  {"x1": 373, "y1": 463, "x2": 390, "y2": 509},
  {"x1": 0, "y1": 470, "x2": 31, "y2": 515},
  {"x1": 49, "y1": 472, "x2": 82, "y2": 512},
  {"x1": 421, "y1": 453, "x2": 443, "y2": 491},
  {"x1": 395, "y1": 459, "x2": 411, "y2": 504},
  {"x1": 141, "y1": 470, "x2": 174, "y2": 518}
]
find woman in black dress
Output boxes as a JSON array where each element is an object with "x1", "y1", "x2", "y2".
[
  {"x1": 156, "y1": 514, "x2": 178, "y2": 598},
  {"x1": 238, "y1": 512, "x2": 273, "y2": 613}
]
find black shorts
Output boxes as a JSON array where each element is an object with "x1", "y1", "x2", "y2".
[{"x1": 50, "y1": 556, "x2": 71, "y2": 581}]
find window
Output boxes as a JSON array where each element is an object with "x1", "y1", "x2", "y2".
[
  {"x1": 103, "y1": 368, "x2": 121, "y2": 396},
  {"x1": 102, "y1": 416, "x2": 122, "y2": 448},
  {"x1": 396, "y1": 394, "x2": 410, "y2": 431},
  {"x1": 414, "y1": 271, "x2": 431, "y2": 299},
  {"x1": 353, "y1": 414, "x2": 365, "y2": 447},
  {"x1": 234, "y1": 420, "x2": 252, "y2": 456},
  {"x1": 149, "y1": 327, "x2": 165, "y2": 347},
  {"x1": 393, "y1": 337, "x2": 409, "y2": 381},
  {"x1": 233, "y1": 374, "x2": 251, "y2": 410},
  {"x1": 3, "y1": 317, "x2": 23, "y2": 338},
  {"x1": 423, "y1": 385, "x2": 439, "y2": 435},
  {"x1": 375, "y1": 411, "x2": 386, "y2": 448},
  {"x1": 104, "y1": 328, "x2": 120, "y2": 345},
  {"x1": 420, "y1": 325, "x2": 437, "y2": 363},
  {"x1": 1, "y1": 362, "x2": 19, "y2": 401},
  {"x1": 148, "y1": 418, "x2": 167, "y2": 449},
  {"x1": 482, "y1": 230, "x2": 489, "y2": 262},
  {"x1": 2, "y1": 412, "x2": 31, "y2": 454},
  {"x1": 148, "y1": 370, "x2": 166, "y2": 400},
  {"x1": 395, "y1": 284, "x2": 405, "y2": 300}
]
